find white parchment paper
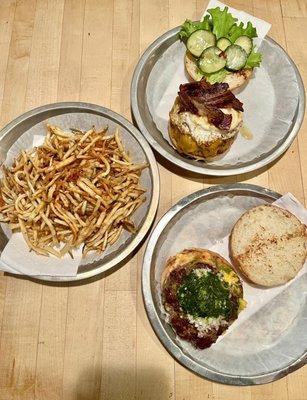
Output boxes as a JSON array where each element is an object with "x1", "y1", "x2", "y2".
[
  {"x1": 0, "y1": 133, "x2": 83, "y2": 277},
  {"x1": 146, "y1": 2, "x2": 299, "y2": 168},
  {"x1": 1, "y1": 233, "x2": 83, "y2": 276},
  {"x1": 0, "y1": 113, "x2": 152, "y2": 277},
  {"x1": 154, "y1": 193, "x2": 307, "y2": 376},
  {"x1": 203, "y1": 0, "x2": 271, "y2": 48}
]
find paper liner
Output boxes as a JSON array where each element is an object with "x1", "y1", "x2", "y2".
[{"x1": 204, "y1": 0, "x2": 271, "y2": 49}]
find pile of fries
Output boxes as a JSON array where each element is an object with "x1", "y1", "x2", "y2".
[{"x1": 0, "y1": 124, "x2": 148, "y2": 257}]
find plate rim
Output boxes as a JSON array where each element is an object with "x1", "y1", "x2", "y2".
[
  {"x1": 142, "y1": 182, "x2": 307, "y2": 385},
  {"x1": 131, "y1": 27, "x2": 306, "y2": 176},
  {"x1": 0, "y1": 101, "x2": 160, "y2": 282}
]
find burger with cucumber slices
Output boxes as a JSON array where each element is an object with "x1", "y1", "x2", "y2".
[{"x1": 180, "y1": 7, "x2": 262, "y2": 90}]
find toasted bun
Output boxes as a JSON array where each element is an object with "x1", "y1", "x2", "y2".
[
  {"x1": 161, "y1": 248, "x2": 233, "y2": 286},
  {"x1": 185, "y1": 51, "x2": 253, "y2": 91},
  {"x1": 223, "y1": 69, "x2": 253, "y2": 91},
  {"x1": 230, "y1": 204, "x2": 307, "y2": 287},
  {"x1": 185, "y1": 51, "x2": 204, "y2": 81}
]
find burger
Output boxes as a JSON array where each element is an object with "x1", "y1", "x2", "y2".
[
  {"x1": 179, "y1": 6, "x2": 262, "y2": 90},
  {"x1": 161, "y1": 248, "x2": 245, "y2": 349},
  {"x1": 169, "y1": 80, "x2": 243, "y2": 160}
]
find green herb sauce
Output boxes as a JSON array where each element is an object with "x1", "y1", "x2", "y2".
[{"x1": 178, "y1": 270, "x2": 232, "y2": 318}]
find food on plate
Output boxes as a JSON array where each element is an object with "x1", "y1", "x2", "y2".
[
  {"x1": 230, "y1": 204, "x2": 307, "y2": 287},
  {"x1": 169, "y1": 80, "x2": 243, "y2": 160},
  {"x1": 179, "y1": 7, "x2": 262, "y2": 90},
  {"x1": 0, "y1": 125, "x2": 148, "y2": 257},
  {"x1": 161, "y1": 248, "x2": 245, "y2": 349}
]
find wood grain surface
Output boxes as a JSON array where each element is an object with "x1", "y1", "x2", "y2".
[{"x1": 0, "y1": 0, "x2": 306, "y2": 399}]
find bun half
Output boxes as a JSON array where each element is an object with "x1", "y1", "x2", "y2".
[{"x1": 230, "y1": 204, "x2": 307, "y2": 287}]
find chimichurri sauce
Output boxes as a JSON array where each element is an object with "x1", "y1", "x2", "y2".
[{"x1": 177, "y1": 270, "x2": 232, "y2": 318}]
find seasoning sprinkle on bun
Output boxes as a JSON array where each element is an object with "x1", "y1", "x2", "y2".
[{"x1": 230, "y1": 204, "x2": 307, "y2": 287}]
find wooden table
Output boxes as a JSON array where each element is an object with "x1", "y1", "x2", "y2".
[{"x1": 0, "y1": 0, "x2": 306, "y2": 399}]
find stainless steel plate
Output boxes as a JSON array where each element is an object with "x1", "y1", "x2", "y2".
[
  {"x1": 131, "y1": 27, "x2": 305, "y2": 176},
  {"x1": 0, "y1": 102, "x2": 160, "y2": 282},
  {"x1": 142, "y1": 183, "x2": 306, "y2": 385}
]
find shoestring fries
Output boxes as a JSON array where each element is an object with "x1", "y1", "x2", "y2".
[{"x1": 0, "y1": 124, "x2": 148, "y2": 257}]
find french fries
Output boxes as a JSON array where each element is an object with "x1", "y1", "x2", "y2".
[{"x1": 0, "y1": 124, "x2": 148, "y2": 257}]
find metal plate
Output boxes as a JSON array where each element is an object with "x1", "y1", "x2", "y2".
[
  {"x1": 131, "y1": 27, "x2": 305, "y2": 176},
  {"x1": 142, "y1": 183, "x2": 307, "y2": 385},
  {"x1": 0, "y1": 102, "x2": 160, "y2": 282}
]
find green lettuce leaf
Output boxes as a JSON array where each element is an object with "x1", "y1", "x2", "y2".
[
  {"x1": 245, "y1": 47, "x2": 262, "y2": 68},
  {"x1": 228, "y1": 21, "x2": 258, "y2": 43},
  {"x1": 179, "y1": 16, "x2": 211, "y2": 41},
  {"x1": 203, "y1": 68, "x2": 229, "y2": 84},
  {"x1": 207, "y1": 7, "x2": 237, "y2": 39},
  {"x1": 179, "y1": 7, "x2": 262, "y2": 71}
]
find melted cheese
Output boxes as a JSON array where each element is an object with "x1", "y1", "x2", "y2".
[{"x1": 170, "y1": 107, "x2": 243, "y2": 144}]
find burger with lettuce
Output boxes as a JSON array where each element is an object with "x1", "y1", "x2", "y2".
[{"x1": 180, "y1": 7, "x2": 262, "y2": 90}]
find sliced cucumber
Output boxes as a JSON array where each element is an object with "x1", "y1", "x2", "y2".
[
  {"x1": 234, "y1": 35, "x2": 252, "y2": 55},
  {"x1": 187, "y1": 30, "x2": 216, "y2": 57},
  {"x1": 225, "y1": 44, "x2": 248, "y2": 71},
  {"x1": 198, "y1": 46, "x2": 226, "y2": 74},
  {"x1": 185, "y1": 51, "x2": 204, "y2": 80},
  {"x1": 216, "y1": 37, "x2": 232, "y2": 51}
]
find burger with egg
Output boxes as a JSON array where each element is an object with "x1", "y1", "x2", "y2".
[{"x1": 169, "y1": 80, "x2": 244, "y2": 160}]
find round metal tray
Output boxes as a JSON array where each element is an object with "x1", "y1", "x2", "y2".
[
  {"x1": 131, "y1": 27, "x2": 305, "y2": 176},
  {"x1": 0, "y1": 102, "x2": 160, "y2": 281},
  {"x1": 142, "y1": 183, "x2": 307, "y2": 385}
]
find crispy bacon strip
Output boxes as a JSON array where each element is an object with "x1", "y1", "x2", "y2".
[{"x1": 178, "y1": 80, "x2": 243, "y2": 131}]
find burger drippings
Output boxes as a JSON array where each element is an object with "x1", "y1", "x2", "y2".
[{"x1": 178, "y1": 80, "x2": 243, "y2": 131}]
